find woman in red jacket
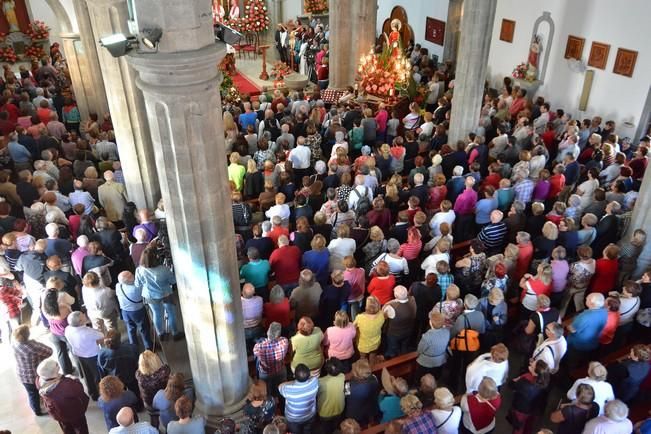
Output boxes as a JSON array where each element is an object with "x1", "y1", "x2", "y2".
[
  {"x1": 588, "y1": 244, "x2": 619, "y2": 296},
  {"x1": 367, "y1": 261, "x2": 396, "y2": 305}
]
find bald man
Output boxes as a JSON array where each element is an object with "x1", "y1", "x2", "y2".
[
  {"x1": 109, "y1": 406, "x2": 158, "y2": 433},
  {"x1": 98, "y1": 170, "x2": 128, "y2": 222}
]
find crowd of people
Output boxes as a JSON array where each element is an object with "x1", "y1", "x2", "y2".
[{"x1": 1, "y1": 28, "x2": 651, "y2": 434}]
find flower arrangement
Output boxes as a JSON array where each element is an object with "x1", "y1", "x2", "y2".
[
  {"x1": 512, "y1": 62, "x2": 531, "y2": 80},
  {"x1": 26, "y1": 20, "x2": 50, "y2": 40},
  {"x1": 304, "y1": 0, "x2": 328, "y2": 14},
  {"x1": 219, "y1": 53, "x2": 237, "y2": 77},
  {"x1": 25, "y1": 44, "x2": 47, "y2": 61},
  {"x1": 0, "y1": 46, "x2": 17, "y2": 63},
  {"x1": 356, "y1": 47, "x2": 412, "y2": 98},
  {"x1": 270, "y1": 61, "x2": 293, "y2": 88},
  {"x1": 227, "y1": 0, "x2": 270, "y2": 33}
]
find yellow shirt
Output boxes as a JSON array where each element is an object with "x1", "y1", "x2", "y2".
[
  {"x1": 290, "y1": 328, "x2": 324, "y2": 371},
  {"x1": 354, "y1": 312, "x2": 385, "y2": 353},
  {"x1": 228, "y1": 163, "x2": 245, "y2": 191},
  {"x1": 317, "y1": 374, "x2": 345, "y2": 417}
]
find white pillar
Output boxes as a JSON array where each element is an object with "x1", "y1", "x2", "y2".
[
  {"x1": 628, "y1": 167, "x2": 651, "y2": 278},
  {"x1": 84, "y1": 0, "x2": 160, "y2": 209},
  {"x1": 60, "y1": 33, "x2": 90, "y2": 120},
  {"x1": 448, "y1": 0, "x2": 497, "y2": 144},
  {"x1": 128, "y1": 0, "x2": 249, "y2": 426}
]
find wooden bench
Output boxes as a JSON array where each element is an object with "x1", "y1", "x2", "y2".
[
  {"x1": 569, "y1": 342, "x2": 638, "y2": 380},
  {"x1": 345, "y1": 351, "x2": 419, "y2": 381}
]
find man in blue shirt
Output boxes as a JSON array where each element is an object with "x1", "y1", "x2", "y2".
[
  {"x1": 238, "y1": 102, "x2": 258, "y2": 131},
  {"x1": 567, "y1": 293, "x2": 607, "y2": 362},
  {"x1": 7, "y1": 131, "x2": 32, "y2": 165},
  {"x1": 279, "y1": 363, "x2": 319, "y2": 433}
]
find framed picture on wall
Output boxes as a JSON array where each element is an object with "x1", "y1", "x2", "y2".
[
  {"x1": 588, "y1": 42, "x2": 610, "y2": 69},
  {"x1": 613, "y1": 48, "x2": 638, "y2": 77},
  {"x1": 499, "y1": 19, "x2": 515, "y2": 43},
  {"x1": 564, "y1": 35, "x2": 585, "y2": 60},
  {"x1": 425, "y1": 17, "x2": 445, "y2": 46}
]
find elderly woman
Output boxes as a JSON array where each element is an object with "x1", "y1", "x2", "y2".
[
  {"x1": 431, "y1": 387, "x2": 462, "y2": 434},
  {"x1": 478, "y1": 287, "x2": 507, "y2": 349},
  {"x1": 460, "y1": 377, "x2": 502, "y2": 434},
  {"x1": 507, "y1": 359, "x2": 551, "y2": 434},
  {"x1": 290, "y1": 316, "x2": 324, "y2": 374},
  {"x1": 343, "y1": 256, "x2": 365, "y2": 319},
  {"x1": 465, "y1": 343, "x2": 510, "y2": 393},
  {"x1": 243, "y1": 379, "x2": 276, "y2": 431},
  {"x1": 415, "y1": 311, "x2": 450, "y2": 379},
  {"x1": 362, "y1": 226, "x2": 386, "y2": 272},
  {"x1": 243, "y1": 159, "x2": 264, "y2": 200},
  {"x1": 551, "y1": 383, "x2": 599, "y2": 434},
  {"x1": 327, "y1": 225, "x2": 356, "y2": 271},
  {"x1": 533, "y1": 221, "x2": 558, "y2": 263},
  {"x1": 560, "y1": 245, "x2": 596, "y2": 316},
  {"x1": 344, "y1": 359, "x2": 380, "y2": 426},
  {"x1": 41, "y1": 288, "x2": 74, "y2": 375},
  {"x1": 366, "y1": 261, "x2": 396, "y2": 305},
  {"x1": 324, "y1": 310, "x2": 357, "y2": 372},
  {"x1": 366, "y1": 197, "x2": 392, "y2": 234},
  {"x1": 152, "y1": 373, "x2": 192, "y2": 429},
  {"x1": 81, "y1": 271, "x2": 118, "y2": 333},
  {"x1": 520, "y1": 263, "x2": 553, "y2": 314},
  {"x1": 353, "y1": 296, "x2": 385, "y2": 361},
  {"x1": 263, "y1": 285, "x2": 291, "y2": 329},
  {"x1": 289, "y1": 269, "x2": 322, "y2": 321},
  {"x1": 98, "y1": 375, "x2": 139, "y2": 430},
  {"x1": 455, "y1": 239, "x2": 488, "y2": 295},
  {"x1": 136, "y1": 350, "x2": 171, "y2": 428},
  {"x1": 135, "y1": 247, "x2": 183, "y2": 341},
  {"x1": 433, "y1": 283, "x2": 464, "y2": 328},
  {"x1": 609, "y1": 344, "x2": 651, "y2": 404},
  {"x1": 550, "y1": 246, "x2": 570, "y2": 307},
  {"x1": 290, "y1": 216, "x2": 313, "y2": 253},
  {"x1": 583, "y1": 400, "x2": 633, "y2": 434},
  {"x1": 567, "y1": 361, "x2": 615, "y2": 415},
  {"x1": 372, "y1": 238, "x2": 408, "y2": 281},
  {"x1": 301, "y1": 234, "x2": 330, "y2": 286},
  {"x1": 400, "y1": 394, "x2": 437, "y2": 433},
  {"x1": 588, "y1": 244, "x2": 619, "y2": 297}
]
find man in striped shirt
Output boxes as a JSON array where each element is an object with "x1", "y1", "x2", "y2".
[
  {"x1": 278, "y1": 363, "x2": 319, "y2": 433},
  {"x1": 478, "y1": 210, "x2": 508, "y2": 256}
]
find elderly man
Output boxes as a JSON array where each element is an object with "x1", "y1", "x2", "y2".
[
  {"x1": 12, "y1": 325, "x2": 53, "y2": 415},
  {"x1": 65, "y1": 311, "x2": 104, "y2": 400},
  {"x1": 115, "y1": 271, "x2": 153, "y2": 350},
  {"x1": 446, "y1": 165, "x2": 466, "y2": 203},
  {"x1": 109, "y1": 406, "x2": 158, "y2": 433},
  {"x1": 68, "y1": 179, "x2": 96, "y2": 215},
  {"x1": 253, "y1": 322, "x2": 289, "y2": 396},
  {"x1": 348, "y1": 174, "x2": 373, "y2": 212},
  {"x1": 15, "y1": 239, "x2": 47, "y2": 325},
  {"x1": 131, "y1": 209, "x2": 158, "y2": 241},
  {"x1": 566, "y1": 293, "x2": 607, "y2": 368},
  {"x1": 279, "y1": 363, "x2": 319, "y2": 434},
  {"x1": 241, "y1": 283, "x2": 264, "y2": 354},
  {"x1": 288, "y1": 136, "x2": 311, "y2": 183},
  {"x1": 45, "y1": 222, "x2": 73, "y2": 266},
  {"x1": 278, "y1": 123, "x2": 295, "y2": 149},
  {"x1": 98, "y1": 170, "x2": 129, "y2": 223},
  {"x1": 383, "y1": 285, "x2": 417, "y2": 359},
  {"x1": 92, "y1": 132, "x2": 119, "y2": 160},
  {"x1": 36, "y1": 358, "x2": 90, "y2": 433},
  {"x1": 531, "y1": 322, "x2": 567, "y2": 374},
  {"x1": 478, "y1": 210, "x2": 508, "y2": 256},
  {"x1": 513, "y1": 170, "x2": 535, "y2": 205},
  {"x1": 240, "y1": 247, "x2": 271, "y2": 301},
  {"x1": 47, "y1": 112, "x2": 67, "y2": 139},
  {"x1": 582, "y1": 400, "x2": 632, "y2": 434}
]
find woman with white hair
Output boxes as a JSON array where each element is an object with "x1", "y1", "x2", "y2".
[
  {"x1": 372, "y1": 237, "x2": 409, "y2": 279},
  {"x1": 465, "y1": 343, "x2": 510, "y2": 393},
  {"x1": 460, "y1": 377, "x2": 502, "y2": 434},
  {"x1": 431, "y1": 387, "x2": 462, "y2": 434},
  {"x1": 330, "y1": 130, "x2": 348, "y2": 159},
  {"x1": 566, "y1": 361, "x2": 615, "y2": 415},
  {"x1": 582, "y1": 399, "x2": 632, "y2": 434}
]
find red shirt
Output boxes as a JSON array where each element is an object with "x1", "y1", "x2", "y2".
[
  {"x1": 548, "y1": 174, "x2": 565, "y2": 199},
  {"x1": 514, "y1": 242, "x2": 533, "y2": 283},
  {"x1": 264, "y1": 298, "x2": 291, "y2": 327},
  {"x1": 482, "y1": 173, "x2": 501, "y2": 192},
  {"x1": 599, "y1": 310, "x2": 620, "y2": 344},
  {"x1": 37, "y1": 107, "x2": 52, "y2": 125},
  {"x1": 367, "y1": 275, "x2": 396, "y2": 305},
  {"x1": 269, "y1": 245, "x2": 301, "y2": 285},
  {"x1": 588, "y1": 258, "x2": 618, "y2": 295},
  {"x1": 0, "y1": 103, "x2": 19, "y2": 123},
  {"x1": 267, "y1": 226, "x2": 289, "y2": 247},
  {"x1": 465, "y1": 393, "x2": 501, "y2": 432}
]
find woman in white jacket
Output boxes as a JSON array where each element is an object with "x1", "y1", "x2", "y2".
[{"x1": 465, "y1": 343, "x2": 509, "y2": 393}]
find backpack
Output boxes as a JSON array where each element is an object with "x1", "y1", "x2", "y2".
[
  {"x1": 353, "y1": 186, "x2": 371, "y2": 217},
  {"x1": 449, "y1": 315, "x2": 480, "y2": 352}
]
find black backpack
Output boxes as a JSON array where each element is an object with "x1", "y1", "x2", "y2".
[
  {"x1": 264, "y1": 119, "x2": 281, "y2": 141},
  {"x1": 353, "y1": 186, "x2": 371, "y2": 217}
]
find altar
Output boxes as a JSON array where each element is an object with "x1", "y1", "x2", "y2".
[{"x1": 0, "y1": 0, "x2": 49, "y2": 65}]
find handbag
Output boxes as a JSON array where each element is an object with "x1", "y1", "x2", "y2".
[{"x1": 449, "y1": 315, "x2": 480, "y2": 352}]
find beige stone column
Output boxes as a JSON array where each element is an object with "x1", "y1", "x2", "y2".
[
  {"x1": 628, "y1": 167, "x2": 651, "y2": 278},
  {"x1": 443, "y1": 0, "x2": 463, "y2": 63},
  {"x1": 329, "y1": 0, "x2": 377, "y2": 89},
  {"x1": 83, "y1": 0, "x2": 160, "y2": 210},
  {"x1": 60, "y1": 33, "x2": 91, "y2": 120},
  {"x1": 71, "y1": 0, "x2": 109, "y2": 117},
  {"x1": 128, "y1": 0, "x2": 249, "y2": 427},
  {"x1": 448, "y1": 0, "x2": 497, "y2": 144}
]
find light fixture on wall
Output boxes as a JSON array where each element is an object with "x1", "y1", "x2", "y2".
[
  {"x1": 214, "y1": 23, "x2": 243, "y2": 45},
  {"x1": 99, "y1": 27, "x2": 163, "y2": 57}
]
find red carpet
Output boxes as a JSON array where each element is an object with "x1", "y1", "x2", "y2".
[{"x1": 232, "y1": 71, "x2": 261, "y2": 97}]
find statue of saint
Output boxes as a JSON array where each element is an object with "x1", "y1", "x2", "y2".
[
  {"x1": 213, "y1": 0, "x2": 225, "y2": 24},
  {"x1": 384, "y1": 18, "x2": 402, "y2": 58},
  {"x1": 228, "y1": 0, "x2": 240, "y2": 20},
  {"x1": 3, "y1": 0, "x2": 19, "y2": 32},
  {"x1": 526, "y1": 35, "x2": 541, "y2": 81}
]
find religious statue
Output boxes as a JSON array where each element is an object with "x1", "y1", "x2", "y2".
[
  {"x1": 212, "y1": 0, "x2": 225, "y2": 24},
  {"x1": 526, "y1": 35, "x2": 541, "y2": 81},
  {"x1": 229, "y1": 0, "x2": 240, "y2": 20},
  {"x1": 2, "y1": 0, "x2": 19, "y2": 32},
  {"x1": 384, "y1": 18, "x2": 402, "y2": 58}
]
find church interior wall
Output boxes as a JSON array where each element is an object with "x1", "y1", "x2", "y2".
[
  {"x1": 27, "y1": 0, "x2": 79, "y2": 48},
  {"x1": 487, "y1": 0, "x2": 650, "y2": 137}
]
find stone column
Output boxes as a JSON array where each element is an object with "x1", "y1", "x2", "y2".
[
  {"x1": 329, "y1": 0, "x2": 377, "y2": 89},
  {"x1": 71, "y1": 0, "x2": 110, "y2": 117},
  {"x1": 128, "y1": 0, "x2": 249, "y2": 427},
  {"x1": 628, "y1": 168, "x2": 651, "y2": 278},
  {"x1": 59, "y1": 33, "x2": 91, "y2": 120},
  {"x1": 448, "y1": 0, "x2": 497, "y2": 144},
  {"x1": 443, "y1": 0, "x2": 463, "y2": 64},
  {"x1": 84, "y1": 0, "x2": 160, "y2": 210}
]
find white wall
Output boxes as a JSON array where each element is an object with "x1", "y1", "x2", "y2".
[
  {"x1": 282, "y1": 0, "x2": 302, "y2": 20},
  {"x1": 376, "y1": 0, "x2": 448, "y2": 61},
  {"x1": 487, "y1": 0, "x2": 651, "y2": 135}
]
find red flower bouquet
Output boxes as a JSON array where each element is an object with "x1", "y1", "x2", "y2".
[
  {"x1": 26, "y1": 20, "x2": 50, "y2": 40},
  {"x1": 0, "y1": 46, "x2": 17, "y2": 63},
  {"x1": 304, "y1": 0, "x2": 328, "y2": 14},
  {"x1": 25, "y1": 44, "x2": 46, "y2": 61}
]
